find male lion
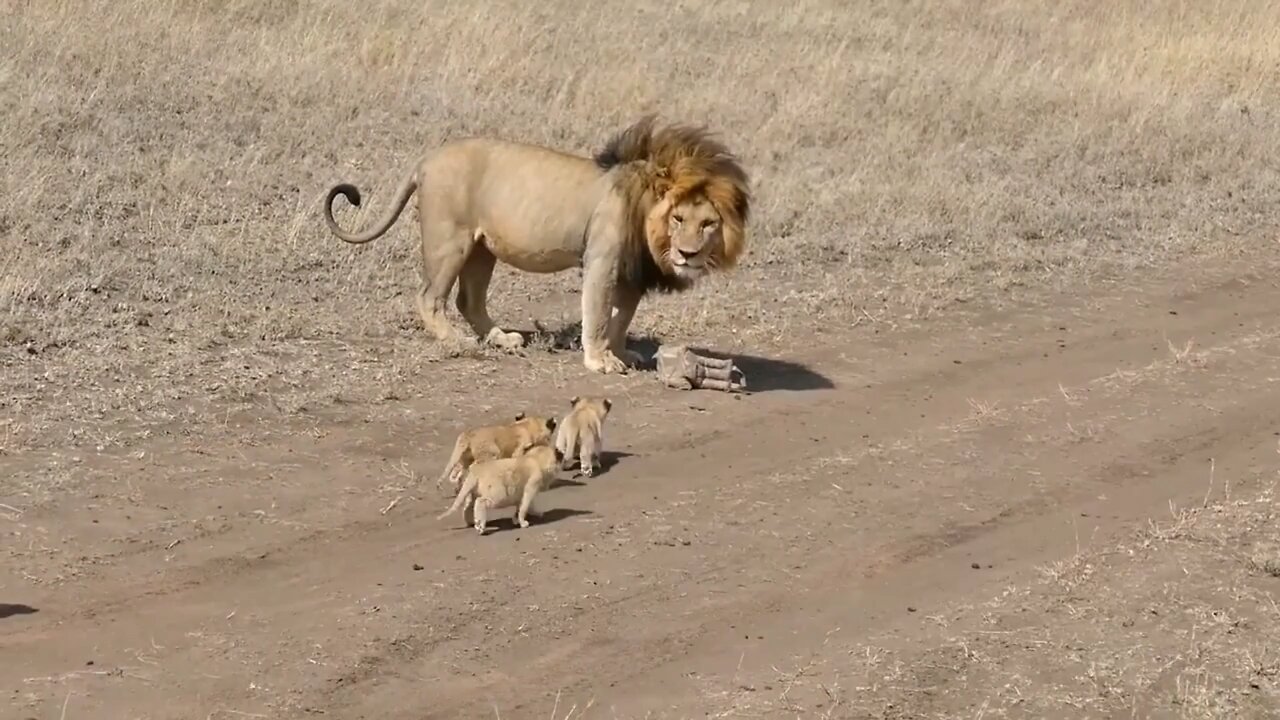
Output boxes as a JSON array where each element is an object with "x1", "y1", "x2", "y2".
[{"x1": 321, "y1": 115, "x2": 751, "y2": 375}]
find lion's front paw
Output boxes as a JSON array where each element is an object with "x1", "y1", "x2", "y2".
[
  {"x1": 584, "y1": 350, "x2": 629, "y2": 375},
  {"x1": 484, "y1": 327, "x2": 525, "y2": 351}
]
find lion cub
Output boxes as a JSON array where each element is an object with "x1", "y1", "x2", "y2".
[
  {"x1": 554, "y1": 395, "x2": 613, "y2": 477},
  {"x1": 435, "y1": 413, "x2": 557, "y2": 493},
  {"x1": 437, "y1": 444, "x2": 563, "y2": 534}
]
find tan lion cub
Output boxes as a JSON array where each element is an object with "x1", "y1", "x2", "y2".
[
  {"x1": 437, "y1": 444, "x2": 563, "y2": 534},
  {"x1": 554, "y1": 395, "x2": 613, "y2": 477},
  {"x1": 434, "y1": 413, "x2": 557, "y2": 493}
]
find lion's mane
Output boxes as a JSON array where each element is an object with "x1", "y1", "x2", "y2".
[{"x1": 593, "y1": 115, "x2": 752, "y2": 296}]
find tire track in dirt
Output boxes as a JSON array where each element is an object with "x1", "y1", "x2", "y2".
[
  {"x1": 637, "y1": 404, "x2": 1280, "y2": 719},
  {"x1": 307, "y1": 266, "x2": 1280, "y2": 712},
  {"x1": 9, "y1": 266, "x2": 1272, "y2": 621},
  {"x1": 14, "y1": 265, "x2": 1264, "y2": 634},
  {"x1": 365, "y1": 287, "x2": 1280, "y2": 720},
  {"x1": 3, "y1": 263, "x2": 1278, "y2": 720}
]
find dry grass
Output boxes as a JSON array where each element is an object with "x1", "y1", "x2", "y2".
[
  {"x1": 2, "y1": 0, "x2": 1279, "y2": 449},
  {"x1": 691, "y1": 481, "x2": 1280, "y2": 719}
]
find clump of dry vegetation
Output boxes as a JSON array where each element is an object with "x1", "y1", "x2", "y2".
[{"x1": 2, "y1": 0, "x2": 1279, "y2": 448}]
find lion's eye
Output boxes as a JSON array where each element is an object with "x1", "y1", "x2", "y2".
[
  {"x1": 671, "y1": 215, "x2": 684, "y2": 225},
  {"x1": 700, "y1": 219, "x2": 715, "y2": 230}
]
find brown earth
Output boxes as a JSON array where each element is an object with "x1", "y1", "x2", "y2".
[{"x1": 5, "y1": 254, "x2": 1280, "y2": 720}]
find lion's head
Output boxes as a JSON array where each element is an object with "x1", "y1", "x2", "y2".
[{"x1": 595, "y1": 115, "x2": 751, "y2": 295}]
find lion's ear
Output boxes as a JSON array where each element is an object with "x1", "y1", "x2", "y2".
[
  {"x1": 603, "y1": 398, "x2": 613, "y2": 412},
  {"x1": 569, "y1": 395, "x2": 579, "y2": 406},
  {"x1": 514, "y1": 411, "x2": 526, "y2": 421},
  {"x1": 545, "y1": 417, "x2": 556, "y2": 431}
]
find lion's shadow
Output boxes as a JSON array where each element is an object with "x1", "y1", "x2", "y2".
[
  {"x1": 527, "y1": 325, "x2": 833, "y2": 393},
  {"x1": 0, "y1": 603, "x2": 38, "y2": 620}
]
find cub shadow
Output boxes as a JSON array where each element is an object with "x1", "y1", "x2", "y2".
[
  {"x1": 463, "y1": 508, "x2": 594, "y2": 534},
  {"x1": 529, "y1": 507, "x2": 592, "y2": 524},
  {"x1": 0, "y1": 603, "x2": 38, "y2": 620},
  {"x1": 552, "y1": 450, "x2": 635, "y2": 484},
  {"x1": 527, "y1": 323, "x2": 833, "y2": 394},
  {"x1": 599, "y1": 449, "x2": 634, "y2": 472}
]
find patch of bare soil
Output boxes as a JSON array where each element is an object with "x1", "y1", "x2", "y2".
[{"x1": 3, "y1": 255, "x2": 1279, "y2": 719}]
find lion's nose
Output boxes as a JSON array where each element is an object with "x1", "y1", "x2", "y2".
[{"x1": 676, "y1": 248, "x2": 697, "y2": 260}]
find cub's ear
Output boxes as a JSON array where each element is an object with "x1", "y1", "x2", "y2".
[
  {"x1": 569, "y1": 396, "x2": 579, "y2": 406},
  {"x1": 553, "y1": 446, "x2": 565, "y2": 462},
  {"x1": 545, "y1": 417, "x2": 557, "y2": 431},
  {"x1": 514, "y1": 411, "x2": 526, "y2": 421},
  {"x1": 603, "y1": 398, "x2": 612, "y2": 411}
]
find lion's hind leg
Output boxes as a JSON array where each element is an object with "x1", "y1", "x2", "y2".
[
  {"x1": 456, "y1": 242, "x2": 524, "y2": 351},
  {"x1": 579, "y1": 430, "x2": 599, "y2": 478},
  {"x1": 555, "y1": 423, "x2": 580, "y2": 471},
  {"x1": 473, "y1": 497, "x2": 492, "y2": 535},
  {"x1": 462, "y1": 495, "x2": 475, "y2": 528},
  {"x1": 415, "y1": 217, "x2": 473, "y2": 343},
  {"x1": 515, "y1": 486, "x2": 541, "y2": 529}
]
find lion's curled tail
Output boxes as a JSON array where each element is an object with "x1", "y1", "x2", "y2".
[{"x1": 322, "y1": 168, "x2": 419, "y2": 245}]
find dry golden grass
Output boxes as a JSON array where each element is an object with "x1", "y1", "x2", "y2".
[{"x1": 2, "y1": 0, "x2": 1279, "y2": 448}]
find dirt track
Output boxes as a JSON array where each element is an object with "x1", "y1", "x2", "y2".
[{"x1": 4, "y1": 256, "x2": 1280, "y2": 719}]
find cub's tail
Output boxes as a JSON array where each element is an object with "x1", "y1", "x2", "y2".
[{"x1": 437, "y1": 471, "x2": 479, "y2": 521}]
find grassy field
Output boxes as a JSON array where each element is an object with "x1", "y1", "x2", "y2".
[{"x1": 4, "y1": 0, "x2": 1279, "y2": 448}]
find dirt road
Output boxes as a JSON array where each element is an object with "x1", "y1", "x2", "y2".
[{"x1": 4, "y1": 257, "x2": 1280, "y2": 719}]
